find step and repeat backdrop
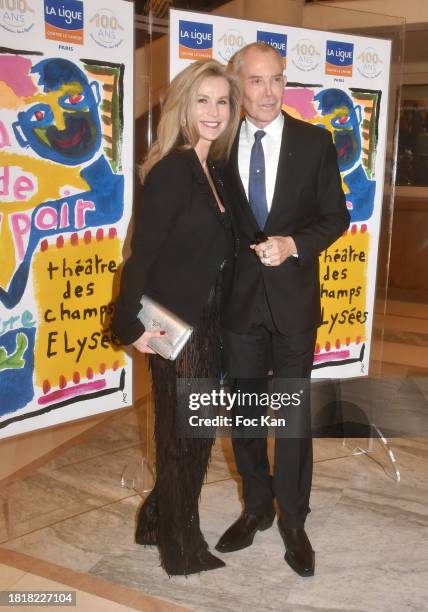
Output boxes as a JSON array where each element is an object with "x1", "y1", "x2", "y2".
[
  {"x1": 170, "y1": 9, "x2": 392, "y2": 380},
  {"x1": 0, "y1": 0, "x2": 133, "y2": 439},
  {"x1": 0, "y1": 5, "x2": 392, "y2": 439}
]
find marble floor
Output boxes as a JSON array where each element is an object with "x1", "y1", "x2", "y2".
[{"x1": 0, "y1": 297, "x2": 427, "y2": 612}]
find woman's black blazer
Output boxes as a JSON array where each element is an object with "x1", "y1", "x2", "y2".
[{"x1": 111, "y1": 148, "x2": 234, "y2": 345}]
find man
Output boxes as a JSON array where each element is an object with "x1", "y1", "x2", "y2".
[{"x1": 216, "y1": 43, "x2": 350, "y2": 577}]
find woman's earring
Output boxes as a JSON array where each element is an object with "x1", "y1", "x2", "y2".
[{"x1": 181, "y1": 118, "x2": 186, "y2": 127}]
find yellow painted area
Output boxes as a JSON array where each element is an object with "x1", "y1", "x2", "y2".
[
  {"x1": 99, "y1": 75, "x2": 115, "y2": 141},
  {"x1": 0, "y1": 82, "x2": 24, "y2": 110},
  {"x1": 0, "y1": 151, "x2": 87, "y2": 287},
  {"x1": 33, "y1": 127, "x2": 50, "y2": 147},
  {"x1": 283, "y1": 105, "x2": 301, "y2": 120},
  {"x1": 103, "y1": 124, "x2": 113, "y2": 139},
  {"x1": 0, "y1": 77, "x2": 95, "y2": 286},
  {"x1": 283, "y1": 101, "x2": 350, "y2": 197},
  {"x1": 342, "y1": 177, "x2": 350, "y2": 194},
  {"x1": 93, "y1": 72, "x2": 114, "y2": 85},
  {"x1": 0, "y1": 217, "x2": 16, "y2": 289},
  {"x1": 0, "y1": 152, "x2": 87, "y2": 207},
  {"x1": 26, "y1": 82, "x2": 84, "y2": 131},
  {"x1": 308, "y1": 104, "x2": 348, "y2": 134},
  {"x1": 353, "y1": 93, "x2": 375, "y2": 171},
  {"x1": 316, "y1": 229, "x2": 370, "y2": 349},
  {"x1": 33, "y1": 233, "x2": 125, "y2": 387}
]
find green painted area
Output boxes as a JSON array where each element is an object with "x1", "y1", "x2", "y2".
[{"x1": 0, "y1": 333, "x2": 28, "y2": 371}]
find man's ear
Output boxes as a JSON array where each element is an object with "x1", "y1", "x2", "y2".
[
  {"x1": 12, "y1": 117, "x2": 28, "y2": 147},
  {"x1": 90, "y1": 81, "x2": 101, "y2": 105}
]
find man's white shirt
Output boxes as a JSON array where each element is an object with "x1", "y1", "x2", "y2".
[
  {"x1": 237, "y1": 112, "x2": 284, "y2": 211},
  {"x1": 237, "y1": 112, "x2": 298, "y2": 257}
]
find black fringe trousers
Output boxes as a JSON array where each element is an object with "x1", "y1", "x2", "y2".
[{"x1": 135, "y1": 283, "x2": 222, "y2": 575}]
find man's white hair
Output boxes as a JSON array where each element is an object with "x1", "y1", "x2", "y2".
[{"x1": 228, "y1": 42, "x2": 284, "y2": 77}]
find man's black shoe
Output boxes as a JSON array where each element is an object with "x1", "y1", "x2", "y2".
[
  {"x1": 215, "y1": 508, "x2": 276, "y2": 553},
  {"x1": 278, "y1": 521, "x2": 315, "y2": 577}
]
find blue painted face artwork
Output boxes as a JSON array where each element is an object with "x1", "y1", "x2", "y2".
[
  {"x1": 12, "y1": 58, "x2": 101, "y2": 165},
  {"x1": 1, "y1": 58, "x2": 124, "y2": 312},
  {"x1": 312, "y1": 87, "x2": 376, "y2": 222},
  {"x1": 314, "y1": 89, "x2": 362, "y2": 172}
]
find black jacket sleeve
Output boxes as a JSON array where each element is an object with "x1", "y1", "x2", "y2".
[
  {"x1": 111, "y1": 155, "x2": 188, "y2": 345},
  {"x1": 292, "y1": 130, "x2": 350, "y2": 265}
]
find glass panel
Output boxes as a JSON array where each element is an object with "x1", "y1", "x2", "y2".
[
  {"x1": 396, "y1": 84, "x2": 428, "y2": 186},
  {"x1": 302, "y1": 3, "x2": 406, "y2": 468}
]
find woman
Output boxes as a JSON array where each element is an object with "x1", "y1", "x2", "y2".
[{"x1": 112, "y1": 60, "x2": 241, "y2": 576}]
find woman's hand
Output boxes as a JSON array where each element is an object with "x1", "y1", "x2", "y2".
[{"x1": 132, "y1": 330, "x2": 166, "y2": 354}]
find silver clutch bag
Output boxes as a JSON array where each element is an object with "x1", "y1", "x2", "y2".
[{"x1": 138, "y1": 295, "x2": 193, "y2": 360}]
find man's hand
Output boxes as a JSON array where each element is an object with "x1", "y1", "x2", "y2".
[{"x1": 250, "y1": 236, "x2": 297, "y2": 266}]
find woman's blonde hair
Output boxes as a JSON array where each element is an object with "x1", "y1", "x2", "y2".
[{"x1": 140, "y1": 59, "x2": 241, "y2": 182}]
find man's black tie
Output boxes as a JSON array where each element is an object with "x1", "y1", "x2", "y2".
[{"x1": 249, "y1": 130, "x2": 268, "y2": 230}]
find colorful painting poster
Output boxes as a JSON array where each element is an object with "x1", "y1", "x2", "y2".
[
  {"x1": 170, "y1": 10, "x2": 391, "y2": 379},
  {"x1": 0, "y1": 0, "x2": 134, "y2": 439}
]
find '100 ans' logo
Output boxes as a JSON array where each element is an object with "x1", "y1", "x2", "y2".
[
  {"x1": 357, "y1": 47, "x2": 383, "y2": 79},
  {"x1": 291, "y1": 38, "x2": 321, "y2": 72},
  {"x1": 0, "y1": 0, "x2": 35, "y2": 33},
  {"x1": 89, "y1": 8, "x2": 124, "y2": 48}
]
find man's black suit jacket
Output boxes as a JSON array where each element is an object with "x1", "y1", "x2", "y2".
[
  {"x1": 222, "y1": 111, "x2": 350, "y2": 335},
  {"x1": 112, "y1": 148, "x2": 234, "y2": 346}
]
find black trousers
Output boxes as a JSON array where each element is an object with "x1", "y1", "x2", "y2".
[
  {"x1": 136, "y1": 281, "x2": 221, "y2": 575},
  {"x1": 223, "y1": 292, "x2": 317, "y2": 529}
]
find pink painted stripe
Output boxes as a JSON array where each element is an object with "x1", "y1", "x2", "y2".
[
  {"x1": 0, "y1": 56, "x2": 37, "y2": 96},
  {"x1": 313, "y1": 350, "x2": 350, "y2": 364},
  {"x1": 37, "y1": 379, "x2": 107, "y2": 405}
]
